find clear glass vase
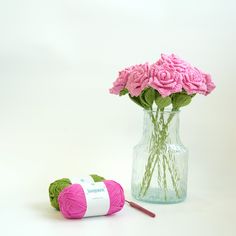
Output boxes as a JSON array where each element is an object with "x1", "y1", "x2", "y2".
[{"x1": 131, "y1": 109, "x2": 188, "y2": 204}]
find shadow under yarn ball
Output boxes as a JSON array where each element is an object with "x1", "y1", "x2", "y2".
[{"x1": 49, "y1": 175, "x2": 105, "y2": 210}]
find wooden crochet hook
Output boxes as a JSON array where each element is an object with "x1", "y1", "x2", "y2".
[{"x1": 125, "y1": 200, "x2": 156, "y2": 218}]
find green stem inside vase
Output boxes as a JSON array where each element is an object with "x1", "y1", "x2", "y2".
[{"x1": 139, "y1": 109, "x2": 181, "y2": 200}]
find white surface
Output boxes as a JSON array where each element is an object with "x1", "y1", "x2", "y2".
[{"x1": 0, "y1": 0, "x2": 236, "y2": 235}]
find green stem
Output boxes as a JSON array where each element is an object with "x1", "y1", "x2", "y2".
[
  {"x1": 140, "y1": 112, "x2": 166, "y2": 196},
  {"x1": 139, "y1": 109, "x2": 180, "y2": 198},
  {"x1": 139, "y1": 109, "x2": 160, "y2": 196},
  {"x1": 163, "y1": 154, "x2": 180, "y2": 198},
  {"x1": 157, "y1": 155, "x2": 162, "y2": 191},
  {"x1": 162, "y1": 154, "x2": 167, "y2": 200}
]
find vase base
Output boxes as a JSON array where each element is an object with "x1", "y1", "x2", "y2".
[{"x1": 131, "y1": 186, "x2": 186, "y2": 204}]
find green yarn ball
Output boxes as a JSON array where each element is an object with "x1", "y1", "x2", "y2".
[
  {"x1": 49, "y1": 178, "x2": 71, "y2": 210},
  {"x1": 49, "y1": 175, "x2": 105, "y2": 211},
  {"x1": 90, "y1": 174, "x2": 105, "y2": 182}
]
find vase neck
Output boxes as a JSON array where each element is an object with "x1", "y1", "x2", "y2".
[{"x1": 143, "y1": 109, "x2": 181, "y2": 144}]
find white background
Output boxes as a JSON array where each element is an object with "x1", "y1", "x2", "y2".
[{"x1": 0, "y1": 0, "x2": 236, "y2": 235}]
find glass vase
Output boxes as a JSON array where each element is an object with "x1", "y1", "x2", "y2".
[{"x1": 131, "y1": 109, "x2": 188, "y2": 203}]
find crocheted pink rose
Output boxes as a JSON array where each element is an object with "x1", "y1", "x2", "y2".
[
  {"x1": 109, "y1": 67, "x2": 131, "y2": 95},
  {"x1": 182, "y1": 67, "x2": 208, "y2": 95},
  {"x1": 157, "y1": 54, "x2": 190, "y2": 73},
  {"x1": 149, "y1": 63, "x2": 182, "y2": 97},
  {"x1": 202, "y1": 73, "x2": 216, "y2": 95},
  {"x1": 126, "y1": 63, "x2": 150, "y2": 97}
]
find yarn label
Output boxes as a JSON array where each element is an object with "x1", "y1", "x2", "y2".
[
  {"x1": 70, "y1": 176, "x2": 94, "y2": 184},
  {"x1": 80, "y1": 182, "x2": 110, "y2": 217}
]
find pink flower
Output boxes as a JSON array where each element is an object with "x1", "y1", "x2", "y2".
[
  {"x1": 157, "y1": 54, "x2": 190, "y2": 73},
  {"x1": 109, "y1": 53, "x2": 215, "y2": 98},
  {"x1": 109, "y1": 67, "x2": 131, "y2": 95},
  {"x1": 202, "y1": 73, "x2": 216, "y2": 95},
  {"x1": 182, "y1": 67, "x2": 208, "y2": 95},
  {"x1": 149, "y1": 63, "x2": 182, "y2": 97},
  {"x1": 126, "y1": 63, "x2": 150, "y2": 97}
]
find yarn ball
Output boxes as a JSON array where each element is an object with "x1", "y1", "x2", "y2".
[
  {"x1": 58, "y1": 180, "x2": 125, "y2": 219},
  {"x1": 49, "y1": 174, "x2": 105, "y2": 210},
  {"x1": 90, "y1": 174, "x2": 105, "y2": 182},
  {"x1": 104, "y1": 180, "x2": 125, "y2": 215},
  {"x1": 49, "y1": 178, "x2": 71, "y2": 210}
]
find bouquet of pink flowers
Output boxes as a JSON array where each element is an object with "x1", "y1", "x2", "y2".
[
  {"x1": 110, "y1": 53, "x2": 215, "y2": 110},
  {"x1": 109, "y1": 54, "x2": 215, "y2": 203}
]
